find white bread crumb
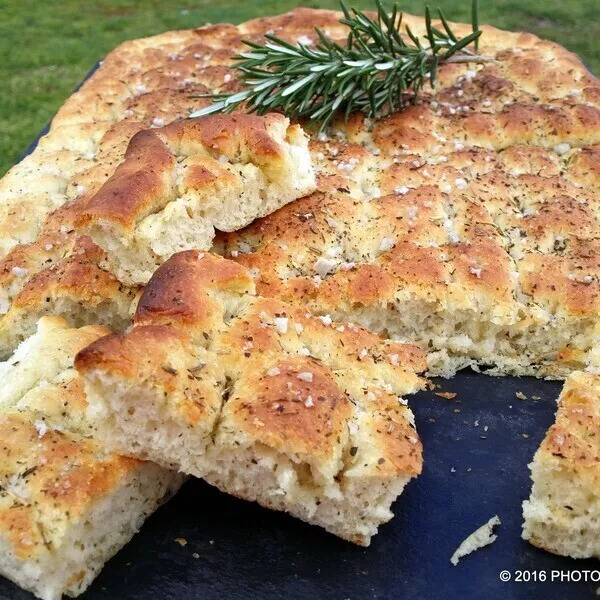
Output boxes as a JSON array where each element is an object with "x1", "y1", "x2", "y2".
[{"x1": 450, "y1": 515, "x2": 501, "y2": 565}]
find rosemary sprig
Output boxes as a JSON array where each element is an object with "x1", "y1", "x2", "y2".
[{"x1": 189, "y1": 0, "x2": 492, "y2": 132}]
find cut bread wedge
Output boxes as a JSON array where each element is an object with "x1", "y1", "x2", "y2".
[
  {"x1": 76, "y1": 251, "x2": 426, "y2": 546},
  {"x1": 74, "y1": 113, "x2": 316, "y2": 286},
  {"x1": 523, "y1": 367, "x2": 600, "y2": 558},
  {"x1": 0, "y1": 317, "x2": 183, "y2": 600}
]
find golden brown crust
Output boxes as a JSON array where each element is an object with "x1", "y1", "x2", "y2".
[
  {"x1": 0, "y1": 7, "x2": 598, "y2": 370},
  {"x1": 75, "y1": 113, "x2": 298, "y2": 233},
  {"x1": 538, "y1": 372, "x2": 600, "y2": 476},
  {"x1": 75, "y1": 129, "x2": 177, "y2": 231},
  {"x1": 134, "y1": 249, "x2": 254, "y2": 334},
  {"x1": 0, "y1": 317, "x2": 182, "y2": 580},
  {"x1": 76, "y1": 251, "x2": 426, "y2": 479},
  {"x1": 229, "y1": 357, "x2": 353, "y2": 463},
  {"x1": 0, "y1": 416, "x2": 140, "y2": 560}
]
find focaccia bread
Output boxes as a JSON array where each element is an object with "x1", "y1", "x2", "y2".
[
  {"x1": 75, "y1": 113, "x2": 315, "y2": 285},
  {"x1": 0, "y1": 7, "x2": 598, "y2": 374},
  {"x1": 218, "y1": 39, "x2": 600, "y2": 378},
  {"x1": 522, "y1": 367, "x2": 600, "y2": 558},
  {"x1": 75, "y1": 251, "x2": 426, "y2": 546},
  {"x1": 219, "y1": 143, "x2": 600, "y2": 378},
  {"x1": 0, "y1": 9, "x2": 600, "y2": 377},
  {"x1": 0, "y1": 112, "x2": 314, "y2": 356},
  {"x1": 0, "y1": 317, "x2": 183, "y2": 600}
]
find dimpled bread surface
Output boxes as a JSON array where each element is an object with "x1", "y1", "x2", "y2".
[
  {"x1": 76, "y1": 251, "x2": 426, "y2": 546},
  {"x1": 0, "y1": 8, "x2": 597, "y2": 375}
]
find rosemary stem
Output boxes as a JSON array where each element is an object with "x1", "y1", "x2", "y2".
[
  {"x1": 188, "y1": 0, "x2": 489, "y2": 131},
  {"x1": 443, "y1": 54, "x2": 495, "y2": 65}
]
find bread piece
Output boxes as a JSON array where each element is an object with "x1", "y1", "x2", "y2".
[
  {"x1": 0, "y1": 317, "x2": 183, "y2": 600},
  {"x1": 0, "y1": 8, "x2": 598, "y2": 375},
  {"x1": 522, "y1": 368, "x2": 600, "y2": 558},
  {"x1": 75, "y1": 113, "x2": 315, "y2": 285},
  {"x1": 0, "y1": 235, "x2": 139, "y2": 358},
  {"x1": 450, "y1": 515, "x2": 500, "y2": 565},
  {"x1": 76, "y1": 251, "x2": 426, "y2": 546}
]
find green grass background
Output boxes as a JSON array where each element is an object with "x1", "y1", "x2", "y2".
[{"x1": 1, "y1": 0, "x2": 598, "y2": 176}]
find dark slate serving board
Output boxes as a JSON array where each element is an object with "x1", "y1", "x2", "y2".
[{"x1": 2, "y1": 64, "x2": 598, "y2": 600}]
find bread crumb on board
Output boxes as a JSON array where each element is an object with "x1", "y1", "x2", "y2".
[
  {"x1": 435, "y1": 392, "x2": 457, "y2": 400},
  {"x1": 450, "y1": 516, "x2": 501, "y2": 566},
  {"x1": 174, "y1": 538, "x2": 188, "y2": 547}
]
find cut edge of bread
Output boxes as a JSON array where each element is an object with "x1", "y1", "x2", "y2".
[
  {"x1": 522, "y1": 368, "x2": 600, "y2": 559},
  {"x1": 0, "y1": 464, "x2": 182, "y2": 600},
  {"x1": 83, "y1": 367, "x2": 417, "y2": 547}
]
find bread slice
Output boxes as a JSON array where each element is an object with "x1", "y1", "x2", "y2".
[
  {"x1": 74, "y1": 113, "x2": 315, "y2": 285},
  {"x1": 0, "y1": 317, "x2": 184, "y2": 600},
  {"x1": 522, "y1": 367, "x2": 600, "y2": 558},
  {"x1": 76, "y1": 251, "x2": 426, "y2": 546}
]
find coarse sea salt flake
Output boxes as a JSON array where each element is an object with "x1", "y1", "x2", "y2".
[
  {"x1": 379, "y1": 237, "x2": 395, "y2": 252},
  {"x1": 297, "y1": 372, "x2": 313, "y2": 382},
  {"x1": 553, "y1": 142, "x2": 571, "y2": 156},
  {"x1": 314, "y1": 257, "x2": 337, "y2": 278},
  {"x1": 274, "y1": 317, "x2": 288, "y2": 334},
  {"x1": 34, "y1": 420, "x2": 48, "y2": 438},
  {"x1": 11, "y1": 267, "x2": 27, "y2": 278}
]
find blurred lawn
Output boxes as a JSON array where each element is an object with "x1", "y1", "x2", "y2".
[{"x1": 1, "y1": 0, "x2": 598, "y2": 176}]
